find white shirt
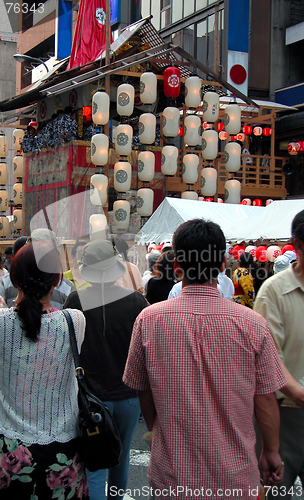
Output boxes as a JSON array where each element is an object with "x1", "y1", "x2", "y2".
[
  {"x1": 168, "y1": 272, "x2": 234, "y2": 301},
  {"x1": 0, "y1": 308, "x2": 85, "y2": 444}
]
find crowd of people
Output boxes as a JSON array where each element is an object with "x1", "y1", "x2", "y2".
[
  {"x1": 0, "y1": 210, "x2": 304, "y2": 499},
  {"x1": 21, "y1": 107, "x2": 95, "y2": 153}
]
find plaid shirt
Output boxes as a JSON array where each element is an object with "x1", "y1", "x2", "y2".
[{"x1": 123, "y1": 285, "x2": 286, "y2": 499}]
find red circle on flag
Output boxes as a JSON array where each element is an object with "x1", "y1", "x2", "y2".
[{"x1": 230, "y1": 64, "x2": 247, "y2": 85}]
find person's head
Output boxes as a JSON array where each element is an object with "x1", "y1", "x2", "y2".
[
  {"x1": 79, "y1": 239, "x2": 126, "y2": 284},
  {"x1": 0, "y1": 254, "x2": 5, "y2": 270},
  {"x1": 26, "y1": 125, "x2": 35, "y2": 135},
  {"x1": 10, "y1": 243, "x2": 62, "y2": 342},
  {"x1": 273, "y1": 255, "x2": 290, "y2": 274},
  {"x1": 64, "y1": 106, "x2": 73, "y2": 116},
  {"x1": 239, "y1": 252, "x2": 254, "y2": 269},
  {"x1": 4, "y1": 246, "x2": 13, "y2": 263},
  {"x1": 172, "y1": 218, "x2": 226, "y2": 285},
  {"x1": 155, "y1": 251, "x2": 175, "y2": 281},
  {"x1": 27, "y1": 228, "x2": 59, "y2": 247},
  {"x1": 71, "y1": 240, "x2": 87, "y2": 265},
  {"x1": 146, "y1": 250, "x2": 161, "y2": 272},
  {"x1": 291, "y1": 210, "x2": 304, "y2": 264},
  {"x1": 283, "y1": 250, "x2": 297, "y2": 263},
  {"x1": 113, "y1": 237, "x2": 129, "y2": 261},
  {"x1": 13, "y1": 236, "x2": 27, "y2": 256}
]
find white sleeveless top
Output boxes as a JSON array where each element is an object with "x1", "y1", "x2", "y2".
[{"x1": 0, "y1": 307, "x2": 85, "y2": 445}]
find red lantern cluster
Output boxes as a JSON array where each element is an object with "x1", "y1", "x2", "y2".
[
  {"x1": 256, "y1": 246, "x2": 268, "y2": 262},
  {"x1": 164, "y1": 66, "x2": 181, "y2": 98}
]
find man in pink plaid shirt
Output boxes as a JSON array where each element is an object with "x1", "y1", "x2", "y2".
[{"x1": 124, "y1": 219, "x2": 286, "y2": 500}]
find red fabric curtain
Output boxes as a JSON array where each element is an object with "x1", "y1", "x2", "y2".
[{"x1": 68, "y1": 0, "x2": 112, "y2": 70}]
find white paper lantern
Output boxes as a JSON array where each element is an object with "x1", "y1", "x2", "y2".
[
  {"x1": 202, "y1": 92, "x2": 219, "y2": 122},
  {"x1": 92, "y1": 92, "x2": 110, "y2": 125},
  {"x1": 138, "y1": 113, "x2": 156, "y2": 144},
  {"x1": 202, "y1": 130, "x2": 218, "y2": 160},
  {"x1": 162, "y1": 107, "x2": 180, "y2": 137},
  {"x1": 201, "y1": 167, "x2": 217, "y2": 196},
  {"x1": 225, "y1": 179, "x2": 241, "y2": 204},
  {"x1": 245, "y1": 245, "x2": 257, "y2": 260},
  {"x1": 117, "y1": 84, "x2": 134, "y2": 117},
  {"x1": 185, "y1": 76, "x2": 201, "y2": 108},
  {"x1": 0, "y1": 135, "x2": 8, "y2": 158},
  {"x1": 224, "y1": 104, "x2": 241, "y2": 135},
  {"x1": 217, "y1": 198, "x2": 224, "y2": 203},
  {"x1": 236, "y1": 133, "x2": 245, "y2": 142},
  {"x1": 266, "y1": 245, "x2": 282, "y2": 262},
  {"x1": 91, "y1": 133, "x2": 109, "y2": 165},
  {"x1": 113, "y1": 200, "x2": 130, "y2": 228},
  {"x1": 114, "y1": 161, "x2": 131, "y2": 192},
  {"x1": 161, "y1": 146, "x2": 178, "y2": 176},
  {"x1": 253, "y1": 126, "x2": 263, "y2": 136},
  {"x1": 13, "y1": 209, "x2": 23, "y2": 230},
  {"x1": 219, "y1": 131, "x2": 228, "y2": 141},
  {"x1": 89, "y1": 214, "x2": 107, "y2": 240},
  {"x1": 137, "y1": 188, "x2": 154, "y2": 216},
  {"x1": 182, "y1": 191, "x2": 199, "y2": 200},
  {"x1": 184, "y1": 115, "x2": 201, "y2": 146},
  {"x1": 0, "y1": 163, "x2": 8, "y2": 185},
  {"x1": 0, "y1": 189, "x2": 9, "y2": 211},
  {"x1": 90, "y1": 174, "x2": 108, "y2": 206},
  {"x1": 183, "y1": 154, "x2": 199, "y2": 184},
  {"x1": 115, "y1": 124, "x2": 133, "y2": 156},
  {"x1": 0, "y1": 216, "x2": 9, "y2": 237},
  {"x1": 225, "y1": 142, "x2": 241, "y2": 172},
  {"x1": 13, "y1": 156, "x2": 24, "y2": 179},
  {"x1": 140, "y1": 72, "x2": 157, "y2": 104},
  {"x1": 242, "y1": 198, "x2": 252, "y2": 205},
  {"x1": 13, "y1": 129, "x2": 25, "y2": 153},
  {"x1": 13, "y1": 183, "x2": 23, "y2": 205},
  {"x1": 137, "y1": 151, "x2": 155, "y2": 182},
  {"x1": 266, "y1": 199, "x2": 274, "y2": 206}
]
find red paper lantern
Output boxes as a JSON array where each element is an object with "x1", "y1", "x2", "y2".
[
  {"x1": 253, "y1": 199, "x2": 262, "y2": 206},
  {"x1": 230, "y1": 136, "x2": 236, "y2": 141},
  {"x1": 282, "y1": 244, "x2": 295, "y2": 255},
  {"x1": 178, "y1": 127, "x2": 183, "y2": 136},
  {"x1": 288, "y1": 142, "x2": 298, "y2": 155},
  {"x1": 263, "y1": 127, "x2": 272, "y2": 137},
  {"x1": 232, "y1": 245, "x2": 246, "y2": 260},
  {"x1": 164, "y1": 66, "x2": 181, "y2": 98},
  {"x1": 243, "y1": 125, "x2": 252, "y2": 135},
  {"x1": 204, "y1": 197, "x2": 213, "y2": 202},
  {"x1": 296, "y1": 141, "x2": 304, "y2": 152},
  {"x1": 203, "y1": 122, "x2": 212, "y2": 130},
  {"x1": 256, "y1": 246, "x2": 268, "y2": 262},
  {"x1": 218, "y1": 122, "x2": 224, "y2": 132}
]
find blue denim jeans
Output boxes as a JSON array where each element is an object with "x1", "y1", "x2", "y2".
[{"x1": 86, "y1": 397, "x2": 140, "y2": 500}]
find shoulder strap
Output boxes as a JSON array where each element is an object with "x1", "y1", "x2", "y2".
[
  {"x1": 62, "y1": 309, "x2": 87, "y2": 390},
  {"x1": 126, "y1": 261, "x2": 137, "y2": 290}
]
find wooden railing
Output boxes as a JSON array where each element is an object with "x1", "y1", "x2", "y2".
[{"x1": 169, "y1": 153, "x2": 288, "y2": 200}]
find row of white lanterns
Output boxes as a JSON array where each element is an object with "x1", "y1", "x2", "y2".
[{"x1": 0, "y1": 131, "x2": 24, "y2": 237}]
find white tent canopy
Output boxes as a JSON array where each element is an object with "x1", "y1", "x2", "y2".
[
  {"x1": 135, "y1": 197, "x2": 263, "y2": 245},
  {"x1": 226, "y1": 199, "x2": 304, "y2": 243}
]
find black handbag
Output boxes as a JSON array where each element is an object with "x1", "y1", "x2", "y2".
[{"x1": 62, "y1": 310, "x2": 123, "y2": 472}]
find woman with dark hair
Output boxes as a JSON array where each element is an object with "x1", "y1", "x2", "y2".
[
  {"x1": 146, "y1": 251, "x2": 176, "y2": 304},
  {"x1": 232, "y1": 251, "x2": 255, "y2": 309},
  {"x1": 0, "y1": 243, "x2": 89, "y2": 500}
]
